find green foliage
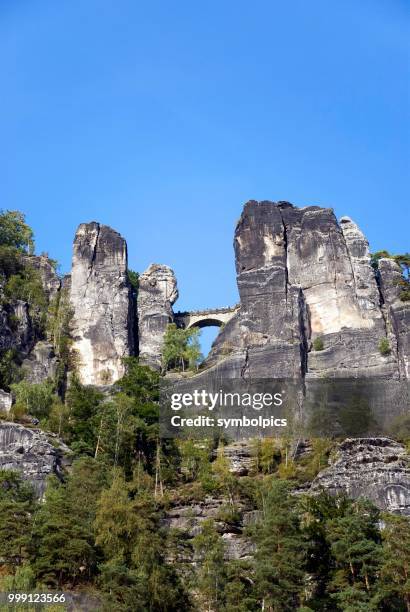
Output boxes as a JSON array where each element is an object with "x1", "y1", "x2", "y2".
[
  {"x1": 0, "y1": 245, "x2": 23, "y2": 277},
  {"x1": 4, "y1": 265, "x2": 48, "y2": 335},
  {"x1": 370, "y1": 250, "x2": 392, "y2": 270},
  {"x1": 94, "y1": 470, "x2": 190, "y2": 610},
  {"x1": 0, "y1": 471, "x2": 36, "y2": 571},
  {"x1": 193, "y1": 519, "x2": 226, "y2": 611},
  {"x1": 0, "y1": 210, "x2": 34, "y2": 254},
  {"x1": 378, "y1": 337, "x2": 391, "y2": 356},
  {"x1": 378, "y1": 513, "x2": 410, "y2": 611},
  {"x1": 251, "y1": 479, "x2": 305, "y2": 610},
  {"x1": 46, "y1": 288, "x2": 74, "y2": 380},
  {"x1": 30, "y1": 476, "x2": 97, "y2": 587},
  {"x1": 65, "y1": 377, "x2": 103, "y2": 454},
  {"x1": 127, "y1": 269, "x2": 139, "y2": 298},
  {"x1": 313, "y1": 336, "x2": 324, "y2": 351},
  {"x1": 162, "y1": 323, "x2": 203, "y2": 372},
  {"x1": 0, "y1": 349, "x2": 22, "y2": 391},
  {"x1": 10, "y1": 379, "x2": 55, "y2": 419},
  {"x1": 302, "y1": 492, "x2": 382, "y2": 610},
  {"x1": 178, "y1": 439, "x2": 213, "y2": 482},
  {"x1": 371, "y1": 250, "x2": 410, "y2": 301}
]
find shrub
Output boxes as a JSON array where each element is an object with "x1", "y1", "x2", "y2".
[
  {"x1": 313, "y1": 337, "x2": 324, "y2": 351},
  {"x1": 378, "y1": 337, "x2": 391, "y2": 356}
]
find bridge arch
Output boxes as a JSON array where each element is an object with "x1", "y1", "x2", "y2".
[
  {"x1": 173, "y1": 305, "x2": 239, "y2": 331},
  {"x1": 187, "y1": 316, "x2": 225, "y2": 329}
]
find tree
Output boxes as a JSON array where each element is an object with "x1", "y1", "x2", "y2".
[
  {"x1": 0, "y1": 470, "x2": 36, "y2": 571},
  {"x1": 378, "y1": 514, "x2": 410, "y2": 612},
  {"x1": 325, "y1": 499, "x2": 381, "y2": 609},
  {"x1": 10, "y1": 380, "x2": 55, "y2": 420},
  {"x1": 162, "y1": 324, "x2": 203, "y2": 372},
  {"x1": 252, "y1": 479, "x2": 305, "y2": 611},
  {"x1": 30, "y1": 475, "x2": 98, "y2": 587},
  {"x1": 0, "y1": 210, "x2": 34, "y2": 254},
  {"x1": 94, "y1": 470, "x2": 190, "y2": 610},
  {"x1": 193, "y1": 519, "x2": 227, "y2": 611},
  {"x1": 65, "y1": 377, "x2": 103, "y2": 454}
]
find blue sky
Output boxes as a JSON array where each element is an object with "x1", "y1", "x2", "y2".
[{"x1": 1, "y1": 0, "x2": 409, "y2": 353}]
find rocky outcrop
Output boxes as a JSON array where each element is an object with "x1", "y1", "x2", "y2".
[
  {"x1": 379, "y1": 258, "x2": 410, "y2": 379},
  {"x1": 138, "y1": 264, "x2": 178, "y2": 370},
  {"x1": 0, "y1": 422, "x2": 71, "y2": 498},
  {"x1": 69, "y1": 222, "x2": 134, "y2": 385},
  {"x1": 164, "y1": 495, "x2": 255, "y2": 560},
  {"x1": 22, "y1": 341, "x2": 59, "y2": 383},
  {"x1": 309, "y1": 438, "x2": 410, "y2": 515},
  {"x1": 203, "y1": 201, "x2": 401, "y2": 383},
  {"x1": 0, "y1": 390, "x2": 12, "y2": 413},
  {"x1": 23, "y1": 254, "x2": 61, "y2": 299},
  {"x1": 0, "y1": 300, "x2": 33, "y2": 356}
]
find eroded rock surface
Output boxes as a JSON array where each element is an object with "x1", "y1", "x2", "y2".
[
  {"x1": 22, "y1": 341, "x2": 59, "y2": 383},
  {"x1": 23, "y1": 254, "x2": 61, "y2": 299},
  {"x1": 0, "y1": 390, "x2": 12, "y2": 413},
  {"x1": 69, "y1": 222, "x2": 134, "y2": 385},
  {"x1": 206, "y1": 201, "x2": 401, "y2": 381},
  {"x1": 379, "y1": 258, "x2": 410, "y2": 379},
  {"x1": 0, "y1": 422, "x2": 71, "y2": 498},
  {"x1": 138, "y1": 264, "x2": 178, "y2": 370},
  {"x1": 309, "y1": 438, "x2": 410, "y2": 515}
]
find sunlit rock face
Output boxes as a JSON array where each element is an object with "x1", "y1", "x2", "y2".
[
  {"x1": 310, "y1": 438, "x2": 410, "y2": 515},
  {"x1": 69, "y1": 222, "x2": 134, "y2": 385},
  {"x1": 379, "y1": 258, "x2": 410, "y2": 379},
  {"x1": 22, "y1": 254, "x2": 61, "y2": 300},
  {"x1": 207, "y1": 200, "x2": 404, "y2": 380},
  {"x1": 138, "y1": 264, "x2": 178, "y2": 370}
]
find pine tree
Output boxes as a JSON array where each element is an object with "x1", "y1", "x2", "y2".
[
  {"x1": 30, "y1": 474, "x2": 98, "y2": 586},
  {"x1": 193, "y1": 519, "x2": 227, "y2": 611},
  {"x1": 0, "y1": 471, "x2": 35, "y2": 571},
  {"x1": 252, "y1": 479, "x2": 305, "y2": 611},
  {"x1": 325, "y1": 499, "x2": 381, "y2": 610},
  {"x1": 378, "y1": 513, "x2": 410, "y2": 612}
]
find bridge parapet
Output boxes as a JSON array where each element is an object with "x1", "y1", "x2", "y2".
[{"x1": 173, "y1": 304, "x2": 240, "y2": 329}]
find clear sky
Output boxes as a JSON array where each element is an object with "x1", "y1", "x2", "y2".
[{"x1": 1, "y1": 1, "x2": 409, "y2": 353}]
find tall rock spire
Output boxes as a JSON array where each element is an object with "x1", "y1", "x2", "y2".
[{"x1": 69, "y1": 222, "x2": 134, "y2": 385}]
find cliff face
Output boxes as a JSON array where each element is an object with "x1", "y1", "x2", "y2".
[
  {"x1": 69, "y1": 222, "x2": 134, "y2": 385},
  {"x1": 0, "y1": 422, "x2": 71, "y2": 498},
  {"x1": 207, "y1": 201, "x2": 406, "y2": 382},
  {"x1": 309, "y1": 438, "x2": 410, "y2": 515},
  {"x1": 138, "y1": 264, "x2": 178, "y2": 370}
]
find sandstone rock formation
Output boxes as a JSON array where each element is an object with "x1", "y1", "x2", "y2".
[
  {"x1": 204, "y1": 201, "x2": 406, "y2": 384},
  {"x1": 23, "y1": 254, "x2": 61, "y2": 299},
  {"x1": 379, "y1": 258, "x2": 410, "y2": 379},
  {"x1": 0, "y1": 389, "x2": 12, "y2": 413},
  {"x1": 0, "y1": 300, "x2": 33, "y2": 355},
  {"x1": 22, "y1": 340, "x2": 59, "y2": 383},
  {"x1": 69, "y1": 222, "x2": 134, "y2": 385},
  {"x1": 138, "y1": 263, "x2": 178, "y2": 370},
  {"x1": 309, "y1": 438, "x2": 410, "y2": 515},
  {"x1": 0, "y1": 422, "x2": 71, "y2": 498}
]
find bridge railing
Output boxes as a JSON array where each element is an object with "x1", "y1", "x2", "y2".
[{"x1": 173, "y1": 304, "x2": 240, "y2": 317}]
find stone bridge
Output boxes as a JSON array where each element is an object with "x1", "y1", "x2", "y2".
[{"x1": 174, "y1": 305, "x2": 240, "y2": 329}]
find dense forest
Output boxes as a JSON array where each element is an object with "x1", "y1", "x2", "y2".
[{"x1": 0, "y1": 210, "x2": 409, "y2": 612}]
